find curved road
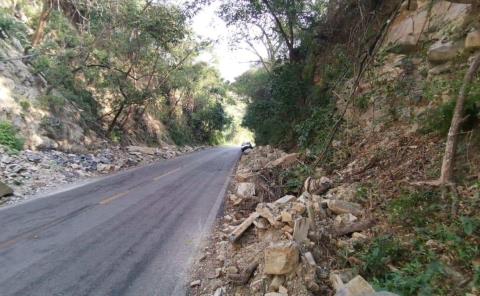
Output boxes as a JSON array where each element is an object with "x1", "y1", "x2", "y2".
[{"x1": 0, "y1": 147, "x2": 240, "y2": 296}]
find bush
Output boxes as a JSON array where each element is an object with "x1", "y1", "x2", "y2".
[
  {"x1": 0, "y1": 8, "x2": 29, "y2": 45},
  {"x1": 388, "y1": 189, "x2": 440, "y2": 228},
  {"x1": 38, "y1": 94, "x2": 65, "y2": 112},
  {"x1": 421, "y1": 75, "x2": 480, "y2": 135},
  {"x1": 0, "y1": 121, "x2": 24, "y2": 151},
  {"x1": 361, "y1": 236, "x2": 407, "y2": 277},
  {"x1": 19, "y1": 100, "x2": 30, "y2": 111},
  {"x1": 167, "y1": 119, "x2": 194, "y2": 146},
  {"x1": 239, "y1": 64, "x2": 308, "y2": 147}
]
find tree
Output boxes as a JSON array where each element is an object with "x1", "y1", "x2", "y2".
[
  {"x1": 31, "y1": 0, "x2": 53, "y2": 47},
  {"x1": 439, "y1": 52, "x2": 480, "y2": 184},
  {"x1": 218, "y1": 0, "x2": 324, "y2": 63}
]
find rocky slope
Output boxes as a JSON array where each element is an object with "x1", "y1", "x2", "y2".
[
  {"x1": 0, "y1": 144, "x2": 204, "y2": 205},
  {"x1": 188, "y1": 147, "x2": 397, "y2": 296},
  {"x1": 186, "y1": 1, "x2": 480, "y2": 295}
]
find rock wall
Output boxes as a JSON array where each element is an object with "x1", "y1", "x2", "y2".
[
  {"x1": 341, "y1": 0, "x2": 480, "y2": 131},
  {"x1": 0, "y1": 37, "x2": 101, "y2": 151}
]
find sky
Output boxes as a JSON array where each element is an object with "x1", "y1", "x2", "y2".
[{"x1": 186, "y1": 2, "x2": 263, "y2": 82}]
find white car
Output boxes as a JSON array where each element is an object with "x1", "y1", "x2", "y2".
[{"x1": 241, "y1": 142, "x2": 253, "y2": 152}]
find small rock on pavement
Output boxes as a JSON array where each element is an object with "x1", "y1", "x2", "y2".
[
  {"x1": 237, "y1": 182, "x2": 255, "y2": 198},
  {"x1": 265, "y1": 293, "x2": 287, "y2": 296},
  {"x1": 264, "y1": 241, "x2": 299, "y2": 275},
  {"x1": 0, "y1": 181, "x2": 13, "y2": 197},
  {"x1": 190, "y1": 279, "x2": 201, "y2": 287}
]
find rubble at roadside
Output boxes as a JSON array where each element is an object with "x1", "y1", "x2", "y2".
[
  {"x1": 188, "y1": 146, "x2": 398, "y2": 296},
  {"x1": 0, "y1": 144, "x2": 205, "y2": 205}
]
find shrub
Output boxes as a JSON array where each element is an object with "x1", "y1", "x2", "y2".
[
  {"x1": 38, "y1": 94, "x2": 65, "y2": 112},
  {"x1": 19, "y1": 100, "x2": 30, "y2": 111},
  {"x1": 0, "y1": 121, "x2": 24, "y2": 151},
  {"x1": 421, "y1": 75, "x2": 480, "y2": 135},
  {"x1": 167, "y1": 119, "x2": 194, "y2": 146},
  {"x1": 0, "y1": 8, "x2": 29, "y2": 45},
  {"x1": 361, "y1": 236, "x2": 407, "y2": 277},
  {"x1": 388, "y1": 189, "x2": 441, "y2": 227}
]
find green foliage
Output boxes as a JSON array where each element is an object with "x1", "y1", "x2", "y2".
[
  {"x1": 432, "y1": 221, "x2": 480, "y2": 265},
  {"x1": 238, "y1": 64, "x2": 308, "y2": 147},
  {"x1": 388, "y1": 189, "x2": 440, "y2": 228},
  {"x1": 359, "y1": 188, "x2": 480, "y2": 295},
  {"x1": 279, "y1": 164, "x2": 313, "y2": 194},
  {"x1": 373, "y1": 260, "x2": 446, "y2": 295},
  {"x1": 0, "y1": 121, "x2": 24, "y2": 151},
  {"x1": 360, "y1": 235, "x2": 447, "y2": 295},
  {"x1": 361, "y1": 236, "x2": 407, "y2": 277},
  {"x1": 109, "y1": 130, "x2": 122, "y2": 144},
  {"x1": 355, "y1": 95, "x2": 369, "y2": 111},
  {"x1": 421, "y1": 75, "x2": 480, "y2": 135},
  {"x1": 38, "y1": 94, "x2": 65, "y2": 112},
  {"x1": 167, "y1": 119, "x2": 195, "y2": 146},
  {"x1": 19, "y1": 100, "x2": 30, "y2": 111},
  {"x1": 22, "y1": 0, "x2": 234, "y2": 145},
  {"x1": 0, "y1": 8, "x2": 29, "y2": 45},
  {"x1": 295, "y1": 105, "x2": 334, "y2": 150},
  {"x1": 233, "y1": 40, "x2": 351, "y2": 150}
]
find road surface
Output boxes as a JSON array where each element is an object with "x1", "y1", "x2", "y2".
[{"x1": 0, "y1": 147, "x2": 240, "y2": 296}]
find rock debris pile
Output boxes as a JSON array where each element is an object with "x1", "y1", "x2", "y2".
[
  {"x1": 189, "y1": 146, "x2": 398, "y2": 296},
  {"x1": 0, "y1": 144, "x2": 203, "y2": 204}
]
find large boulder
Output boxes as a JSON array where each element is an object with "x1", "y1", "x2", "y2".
[
  {"x1": 264, "y1": 241, "x2": 299, "y2": 275},
  {"x1": 0, "y1": 181, "x2": 13, "y2": 197},
  {"x1": 385, "y1": 8, "x2": 428, "y2": 53},
  {"x1": 237, "y1": 182, "x2": 255, "y2": 198},
  {"x1": 428, "y1": 41, "x2": 460, "y2": 63}
]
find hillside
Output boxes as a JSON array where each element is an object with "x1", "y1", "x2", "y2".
[
  {"x1": 187, "y1": 1, "x2": 480, "y2": 295},
  {"x1": 0, "y1": 0, "x2": 243, "y2": 203}
]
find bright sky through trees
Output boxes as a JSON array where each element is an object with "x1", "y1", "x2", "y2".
[{"x1": 185, "y1": 1, "x2": 265, "y2": 82}]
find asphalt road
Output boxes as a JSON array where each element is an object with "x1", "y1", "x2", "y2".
[{"x1": 0, "y1": 147, "x2": 240, "y2": 296}]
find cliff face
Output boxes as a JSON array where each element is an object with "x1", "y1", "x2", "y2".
[
  {"x1": 341, "y1": 0, "x2": 479, "y2": 131},
  {"x1": 0, "y1": 38, "x2": 95, "y2": 151}
]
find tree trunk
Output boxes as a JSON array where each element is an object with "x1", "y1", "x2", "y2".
[
  {"x1": 439, "y1": 52, "x2": 480, "y2": 184},
  {"x1": 106, "y1": 102, "x2": 125, "y2": 137},
  {"x1": 31, "y1": 0, "x2": 52, "y2": 47}
]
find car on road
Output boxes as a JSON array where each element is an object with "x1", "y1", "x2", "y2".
[{"x1": 241, "y1": 142, "x2": 253, "y2": 152}]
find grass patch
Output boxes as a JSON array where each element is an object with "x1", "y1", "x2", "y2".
[
  {"x1": 356, "y1": 188, "x2": 480, "y2": 295},
  {"x1": 0, "y1": 121, "x2": 24, "y2": 151}
]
